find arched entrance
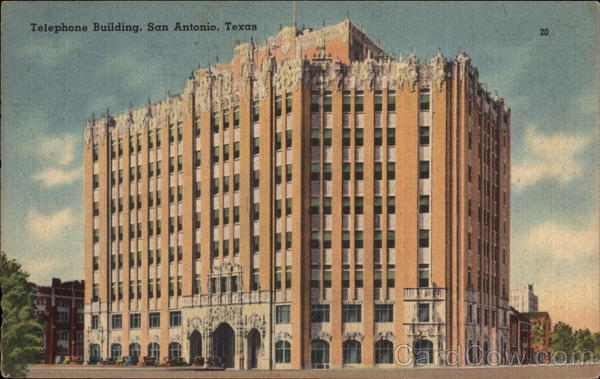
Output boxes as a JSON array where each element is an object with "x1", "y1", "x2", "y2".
[
  {"x1": 247, "y1": 328, "x2": 261, "y2": 369},
  {"x1": 189, "y1": 330, "x2": 202, "y2": 363},
  {"x1": 213, "y1": 323, "x2": 235, "y2": 368}
]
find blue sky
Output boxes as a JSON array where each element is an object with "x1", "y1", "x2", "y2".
[{"x1": 2, "y1": 2, "x2": 598, "y2": 331}]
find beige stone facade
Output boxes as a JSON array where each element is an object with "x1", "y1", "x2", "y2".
[{"x1": 83, "y1": 20, "x2": 511, "y2": 369}]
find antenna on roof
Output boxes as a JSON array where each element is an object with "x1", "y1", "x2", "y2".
[{"x1": 345, "y1": 11, "x2": 349, "y2": 21}]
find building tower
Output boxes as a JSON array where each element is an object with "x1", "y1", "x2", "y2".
[{"x1": 83, "y1": 20, "x2": 511, "y2": 368}]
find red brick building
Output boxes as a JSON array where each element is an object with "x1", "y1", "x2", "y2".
[
  {"x1": 34, "y1": 278, "x2": 85, "y2": 363},
  {"x1": 522, "y1": 311, "x2": 552, "y2": 358},
  {"x1": 508, "y1": 306, "x2": 531, "y2": 364}
]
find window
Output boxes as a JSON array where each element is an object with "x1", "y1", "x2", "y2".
[
  {"x1": 418, "y1": 303, "x2": 430, "y2": 322},
  {"x1": 374, "y1": 128, "x2": 383, "y2": 145},
  {"x1": 311, "y1": 94, "x2": 320, "y2": 112},
  {"x1": 251, "y1": 268, "x2": 260, "y2": 290},
  {"x1": 387, "y1": 269, "x2": 395, "y2": 288},
  {"x1": 311, "y1": 304, "x2": 330, "y2": 322},
  {"x1": 252, "y1": 102, "x2": 260, "y2": 122},
  {"x1": 375, "y1": 304, "x2": 394, "y2": 322},
  {"x1": 212, "y1": 147, "x2": 219, "y2": 164},
  {"x1": 343, "y1": 129, "x2": 351, "y2": 147},
  {"x1": 111, "y1": 343, "x2": 122, "y2": 359},
  {"x1": 323, "y1": 197, "x2": 332, "y2": 215},
  {"x1": 374, "y1": 269, "x2": 383, "y2": 287},
  {"x1": 253, "y1": 170, "x2": 259, "y2": 187},
  {"x1": 323, "y1": 270, "x2": 332, "y2": 288},
  {"x1": 419, "y1": 264, "x2": 429, "y2": 288},
  {"x1": 169, "y1": 311, "x2": 181, "y2": 327},
  {"x1": 419, "y1": 195, "x2": 430, "y2": 213},
  {"x1": 355, "y1": 162, "x2": 364, "y2": 180},
  {"x1": 212, "y1": 113, "x2": 220, "y2": 133},
  {"x1": 419, "y1": 229, "x2": 430, "y2": 248},
  {"x1": 355, "y1": 271, "x2": 363, "y2": 288},
  {"x1": 419, "y1": 161, "x2": 430, "y2": 179},
  {"x1": 223, "y1": 112, "x2": 230, "y2": 130},
  {"x1": 323, "y1": 129, "x2": 332, "y2": 146},
  {"x1": 343, "y1": 304, "x2": 361, "y2": 322},
  {"x1": 112, "y1": 314, "x2": 122, "y2": 329},
  {"x1": 419, "y1": 92, "x2": 430, "y2": 111},
  {"x1": 149, "y1": 312, "x2": 160, "y2": 328},
  {"x1": 343, "y1": 340, "x2": 362, "y2": 364},
  {"x1": 355, "y1": 92, "x2": 364, "y2": 112},
  {"x1": 130, "y1": 313, "x2": 141, "y2": 329},
  {"x1": 388, "y1": 196, "x2": 395, "y2": 214},
  {"x1": 388, "y1": 128, "x2": 395, "y2": 146},
  {"x1": 355, "y1": 128, "x2": 364, "y2": 146},
  {"x1": 286, "y1": 130, "x2": 292, "y2": 149},
  {"x1": 311, "y1": 129, "x2": 320, "y2": 147},
  {"x1": 252, "y1": 235, "x2": 259, "y2": 253},
  {"x1": 342, "y1": 197, "x2": 351, "y2": 214},
  {"x1": 233, "y1": 142, "x2": 240, "y2": 159},
  {"x1": 286, "y1": 93, "x2": 293, "y2": 113},
  {"x1": 375, "y1": 93, "x2": 383, "y2": 112},
  {"x1": 311, "y1": 340, "x2": 330, "y2": 369},
  {"x1": 343, "y1": 92, "x2": 351, "y2": 112},
  {"x1": 311, "y1": 164, "x2": 320, "y2": 181},
  {"x1": 253, "y1": 137, "x2": 260, "y2": 155},
  {"x1": 375, "y1": 163, "x2": 383, "y2": 180},
  {"x1": 355, "y1": 197, "x2": 363, "y2": 214},
  {"x1": 388, "y1": 91, "x2": 396, "y2": 112},
  {"x1": 388, "y1": 162, "x2": 395, "y2": 180},
  {"x1": 323, "y1": 93, "x2": 332, "y2": 112},
  {"x1": 342, "y1": 231, "x2": 350, "y2": 248},
  {"x1": 311, "y1": 270, "x2": 320, "y2": 288},
  {"x1": 342, "y1": 270, "x2": 350, "y2": 288},
  {"x1": 275, "y1": 341, "x2": 291, "y2": 363},
  {"x1": 223, "y1": 144, "x2": 229, "y2": 161},
  {"x1": 168, "y1": 342, "x2": 182, "y2": 359},
  {"x1": 276, "y1": 305, "x2": 291, "y2": 324},
  {"x1": 276, "y1": 132, "x2": 282, "y2": 150},
  {"x1": 233, "y1": 107, "x2": 240, "y2": 128},
  {"x1": 375, "y1": 340, "x2": 394, "y2": 364},
  {"x1": 286, "y1": 164, "x2": 292, "y2": 183},
  {"x1": 355, "y1": 231, "x2": 363, "y2": 248},
  {"x1": 420, "y1": 126, "x2": 430, "y2": 145},
  {"x1": 129, "y1": 343, "x2": 140, "y2": 358},
  {"x1": 91, "y1": 315, "x2": 99, "y2": 329},
  {"x1": 148, "y1": 342, "x2": 160, "y2": 359}
]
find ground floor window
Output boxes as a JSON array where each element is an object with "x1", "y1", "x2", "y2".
[
  {"x1": 110, "y1": 343, "x2": 122, "y2": 359},
  {"x1": 89, "y1": 344, "x2": 100, "y2": 359},
  {"x1": 343, "y1": 340, "x2": 361, "y2": 364},
  {"x1": 375, "y1": 339, "x2": 393, "y2": 363},
  {"x1": 129, "y1": 343, "x2": 140, "y2": 357},
  {"x1": 148, "y1": 342, "x2": 160, "y2": 359},
  {"x1": 275, "y1": 340, "x2": 291, "y2": 363},
  {"x1": 311, "y1": 339, "x2": 330, "y2": 369},
  {"x1": 169, "y1": 342, "x2": 182, "y2": 359},
  {"x1": 414, "y1": 339, "x2": 433, "y2": 365}
]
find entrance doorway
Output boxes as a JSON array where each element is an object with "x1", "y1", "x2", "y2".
[
  {"x1": 189, "y1": 330, "x2": 202, "y2": 363},
  {"x1": 213, "y1": 323, "x2": 235, "y2": 368},
  {"x1": 247, "y1": 329, "x2": 261, "y2": 369}
]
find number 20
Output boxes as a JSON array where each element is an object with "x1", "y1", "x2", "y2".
[{"x1": 540, "y1": 28, "x2": 549, "y2": 36}]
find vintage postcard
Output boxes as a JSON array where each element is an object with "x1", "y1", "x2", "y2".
[{"x1": 1, "y1": 1, "x2": 598, "y2": 378}]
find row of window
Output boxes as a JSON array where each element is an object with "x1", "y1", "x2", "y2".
[
  {"x1": 310, "y1": 269, "x2": 396, "y2": 290},
  {"x1": 311, "y1": 90, "x2": 399, "y2": 114},
  {"x1": 309, "y1": 229, "x2": 430, "y2": 250}
]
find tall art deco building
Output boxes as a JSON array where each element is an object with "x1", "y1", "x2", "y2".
[{"x1": 83, "y1": 21, "x2": 511, "y2": 369}]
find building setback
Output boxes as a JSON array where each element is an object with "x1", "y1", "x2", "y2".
[
  {"x1": 83, "y1": 20, "x2": 511, "y2": 369},
  {"x1": 35, "y1": 278, "x2": 85, "y2": 364}
]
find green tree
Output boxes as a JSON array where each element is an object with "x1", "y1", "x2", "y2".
[
  {"x1": 1, "y1": 252, "x2": 44, "y2": 377},
  {"x1": 532, "y1": 323, "x2": 544, "y2": 346},
  {"x1": 551, "y1": 321, "x2": 575, "y2": 362},
  {"x1": 592, "y1": 332, "x2": 600, "y2": 358},
  {"x1": 573, "y1": 328, "x2": 595, "y2": 362}
]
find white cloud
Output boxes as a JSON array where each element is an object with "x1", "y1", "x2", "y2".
[
  {"x1": 27, "y1": 208, "x2": 75, "y2": 241},
  {"x1": 19, "y1": 34, "x2": 81, "y2": 66},
  {"x1": 33, "y1": 166, "x2": 82, "y2": 187},
  {"x1": 37, "y1": 134, "x2": 77, "y2": 166},
  {"x1": 512, "y1": 125, "x2": 592, "y2": 191},
  {"x1": 520, "y1": 216, "x2": 599, "y2": 260}
]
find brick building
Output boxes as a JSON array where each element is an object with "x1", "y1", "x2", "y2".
[
  {"x1": 34, "y1": 278, "x2": 85, "y2": 363},
  {"x1": 83, "y1": 20, "x2": 511, "y2": 369},
  {"x1": 522, "y1": 311, "x2": 552, "y2": 357},
  {"x1": 508, "y1": 306, "x2": 531, "y2": 364}
]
